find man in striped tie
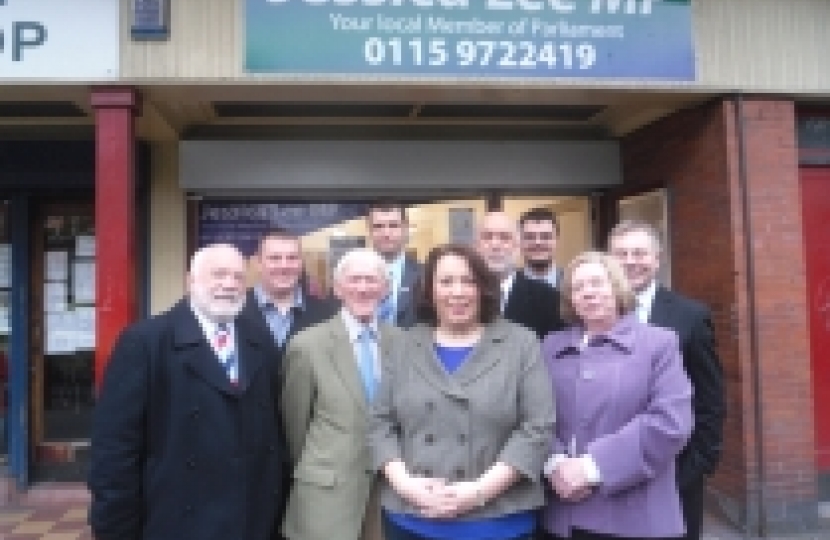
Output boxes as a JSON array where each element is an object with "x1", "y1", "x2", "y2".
[
  {"x1": 281, "y1": 247, "x2": 401, "y2": 540},
  {"x1": 89, "y1": 243, "x2": 287, "y2": 540}
]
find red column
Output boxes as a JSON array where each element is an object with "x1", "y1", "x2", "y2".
[{"x1": 91, "y1": 88, "x2": 141, "y2": 388}]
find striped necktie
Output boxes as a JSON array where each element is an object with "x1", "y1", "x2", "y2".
[{"x1": 215, "y1": 323, "x2": 237, "y2": 384}]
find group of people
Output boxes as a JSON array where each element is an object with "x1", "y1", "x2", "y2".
[{"x1": 88, "y1": 201, "x2": 725, "y2": 540}]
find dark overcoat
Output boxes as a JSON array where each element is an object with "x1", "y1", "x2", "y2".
[{"x1": 88, "y1": 299, "x2": 285, "y2": 540}]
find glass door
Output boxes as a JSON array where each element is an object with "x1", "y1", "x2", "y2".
[{"x1": 30, "y1": 202, "x2": 95, "y2": 481}]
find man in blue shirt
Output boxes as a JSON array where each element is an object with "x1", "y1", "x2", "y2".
[
  {"x1": 366, "y1": 201, "x2": 422, "y2": 328},
  {"x1": 239, "y1": 228, "x2": 336, "y2": 355}
]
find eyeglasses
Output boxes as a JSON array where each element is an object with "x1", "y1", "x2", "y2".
[
  {"x1": 479, "y1": 231, "x2": 515, "y2": 242},
  {"x1": 522, "y1": 232, "x2": 555, "y2": 241}
]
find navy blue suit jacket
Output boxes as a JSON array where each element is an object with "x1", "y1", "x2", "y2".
[{"x1": 649, "y1": 286, "x2": 725, "y2": 488}]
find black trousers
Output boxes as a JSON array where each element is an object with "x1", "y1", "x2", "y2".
[{"x1": 679, "y1": 475, "x2": 705, "y2": 540}]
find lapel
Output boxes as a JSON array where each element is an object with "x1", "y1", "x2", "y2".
[
  {"x1": 648, "y1": 285, "x2": 674, "y2": 327},
  {"x1": 503, "y1": 271, "x2": 527, "y2": 318},
  {"x1": 407, "y1": 321, "x2": 510, "y2": 398},
  {"x1": 395, "y1": 257, "x2": 418, "y2": 320},
  {"x1": 555, "y1": 267, "x2": 565, "y2": 289},
  {"x1": 234, "y1": 318, "x2": 266, "y2": 393},
  {"x1": 173, "y1": 301, "x2": 239, "y2": 397},
  {"x1": 452, "y1": 320, "x2": 511, "y2": 386},
  {"x1": 378, "y1": 322, "x2": 394, "y2": 368},
  {"x1": 324, "y1": 316, "x2": 369, "y2": 412}
]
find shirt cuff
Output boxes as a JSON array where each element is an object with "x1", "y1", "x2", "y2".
[
  {"x1": 580, "y1": 455, "x2": 601, "y2": 485},
  {"x1": 543, "y1": 454, "x2": 567, "y2": 477}
]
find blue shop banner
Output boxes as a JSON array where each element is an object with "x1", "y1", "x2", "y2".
[
  {"x1": 245, "y1": 0, "x2": 694, "y2": 80},
  {"x1": 199, "y1": 201, "x2": 369, "y2": 256}
]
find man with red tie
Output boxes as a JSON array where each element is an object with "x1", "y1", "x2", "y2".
[{"x1": 89, "y1": 243, "x2": 286, "y2": 540}]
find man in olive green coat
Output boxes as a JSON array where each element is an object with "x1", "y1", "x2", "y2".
[{"x1": 281, "y1": 248, "x2": 399, "y2": 540}]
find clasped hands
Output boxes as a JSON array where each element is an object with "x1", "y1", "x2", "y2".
[
  {"x1": 395, "y1": 475, "x2": 482, "y2": 519},
  {"x1": 547, "y1": 457, "x2": 594, "y2": 502}
]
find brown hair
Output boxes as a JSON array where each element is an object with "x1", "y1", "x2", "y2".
[
  {"x1": 416, "y1": 244, "x2": 501, "y2": 326},
  {"x1": 519, "y1": 207, "x2": 559, "y2": 235},
  {"x1": 257, "y1": 227, "x2": 300, "y2": 252},
  {"x1": 367, "y1": 199, "x2": 408, "y2": 223},
  {"x1": 560, "y1": 251, "x2": 636, "y2": 324}
]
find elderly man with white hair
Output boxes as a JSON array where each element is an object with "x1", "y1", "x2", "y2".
[
  {"x1": 89, "y1": 243, "x2": 287, "y2": 540},
  {"x1": 281, "y1": 247, "x2": 402, "y2": 540}
]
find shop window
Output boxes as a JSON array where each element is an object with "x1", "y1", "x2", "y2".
[
  {"x1": 0, "y1": 202, "x2": 9, "y2": 462},
  {"x1": 37, "y1": 206, "x2": 96, "y2": 449}
]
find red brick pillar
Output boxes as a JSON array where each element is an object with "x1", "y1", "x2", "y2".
[
  {"x1": 618, "y1": 98, "x2": 817, "y2": 535},
  {"x1": 728, "y1": 98, "x2": 816, "y2": 534},
  {"x1": 90, "y1": 88, "x2": 141, "y2": 387}
]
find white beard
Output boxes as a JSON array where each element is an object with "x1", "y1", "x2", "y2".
[{"x1": 190, "y1": 286, "x2": 245, "y2": 323}]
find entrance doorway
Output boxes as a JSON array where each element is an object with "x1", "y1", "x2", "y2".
[
  {"x1": 802, "y1": 168, "x2": 830, "y2": 482},
  {"x1": 195, "y1": 195, "x2": 594, "y2": 292},
  {"x1": 30, "y1": 201, "x2": 96, "y2": 482}
]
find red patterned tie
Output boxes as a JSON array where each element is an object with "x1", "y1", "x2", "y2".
[
  {"x1": 215, "y1": 323, "x2": 236, "y2": 384},
  {"x1": 215, "y1": 324, "x2": 229, "y2": 351}
]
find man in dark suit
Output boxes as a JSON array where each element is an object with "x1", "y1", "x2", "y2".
[
  {"x1": 609, "y1": 220, "x2": 726, "y2": 540},
  {"x1": 519, "y1": 207, "x2": 564, "y2": 289},
  {"x1": 238, "y1": 228, "x2": 336, "y2": 355},
  {"x1": 476, "y1": 211, "x2": 564, "y2": 341},
  {"x1": 88, "y1": 243, "x2": 285, "y2": 540},
  {"x1": 366, "y1": 200, "x2": 422, "y2": 328}
]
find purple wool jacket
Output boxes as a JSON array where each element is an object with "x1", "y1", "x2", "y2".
[{"x1": 541, "y1": 314, "x2": 693, "y2": 539}]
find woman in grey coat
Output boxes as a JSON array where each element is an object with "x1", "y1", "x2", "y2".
[{"x1": 368, "y1": 243, "x2": 555, "y2": 540}]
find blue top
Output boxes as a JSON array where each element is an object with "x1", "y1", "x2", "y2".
[
  {"x1": 386, "y1": 509, "x2": 534, "y2": 540},
  {"x1": 434, "y1": 344, "x2": 473, "y2": 374},
  {"x1": 387, "y1": 344, "x2": 534, "y2": 539}
]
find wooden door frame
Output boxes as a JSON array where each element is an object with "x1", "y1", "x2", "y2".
[{"x1": 30, "y1": 200, "x2": 95, "y2": 452}]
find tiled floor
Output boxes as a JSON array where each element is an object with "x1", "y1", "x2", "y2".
[
  {"x1": 0, "y1": 504, "x2": 826, "y2": 540},
  {"x1": 0, "y1": 505, "x2": 92, "y2": 540}
]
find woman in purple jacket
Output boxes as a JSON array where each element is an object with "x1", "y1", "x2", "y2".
[{"x1": 540, "y1": 251, "x2": 692, "y2": 540}]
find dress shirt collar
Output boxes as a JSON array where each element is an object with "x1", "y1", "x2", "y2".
[
  {"x1": 254, "y1": 284, "x2": 305, "y2": 313},
  {"x1": 635, "y1": 280, "x2": 658, "y2": 323},
  {"x1": 550, "y1": 313, "x2": 639, "y2": 358},
  {"x1": 340, "y1": 308, "x2": 379, "y2": 342},
  {"x1": 189, "y1": 300, "x2": 235, "y2": 347},
  {"x1": 386, "y1": 253, "x2": 405, "y2": 289},
  {"x1": 523, "y1": 265, "x2": 559, "y2": 287},
  {"x1": 501, "y1": 271, "x2": 516, "y2": 300}
]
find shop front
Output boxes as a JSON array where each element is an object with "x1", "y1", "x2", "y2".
[{"x1": 2, "y1": 0, "x2": 830, "y2": 536}]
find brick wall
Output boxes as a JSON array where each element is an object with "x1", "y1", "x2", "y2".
[{"x1": 613, "y1": 97, "x2": 816, "y2": 534}]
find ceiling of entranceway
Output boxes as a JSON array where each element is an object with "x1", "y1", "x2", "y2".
[{"x1": 0, "y1": 83, "x2": 716, "y2": 141}]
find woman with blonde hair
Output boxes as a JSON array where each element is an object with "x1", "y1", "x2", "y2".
[{"x1": 540, "y1": 251, "x2": 692, "y2": 540}]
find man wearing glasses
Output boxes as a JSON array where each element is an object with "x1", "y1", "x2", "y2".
[{"x1": 519, "y1": 208, "x2": 563, "y2": 289}]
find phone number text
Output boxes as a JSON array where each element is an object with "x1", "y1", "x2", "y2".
[{"x1": 364, "y1": 38, "x2": 597, "y2": 70}]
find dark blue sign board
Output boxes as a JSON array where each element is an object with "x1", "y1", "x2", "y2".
[
  {"x1": 198, "y1": 201, "x2": 370, "y2": 257},
  {"x1": 131, "y1": 0, "x2": 170, "y2": 40}
]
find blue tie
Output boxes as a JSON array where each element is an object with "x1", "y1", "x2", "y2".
[
  {"x1": 377, "y1": 294, "x2": 395, "y2": 324},
  {"x1": 358, "y1": 327, "x2": 377, "y2": 402}
]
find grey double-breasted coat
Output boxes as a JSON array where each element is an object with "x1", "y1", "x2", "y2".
[{"x1": 368, "y1": 319, "x2": 555, "y2": 519}]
